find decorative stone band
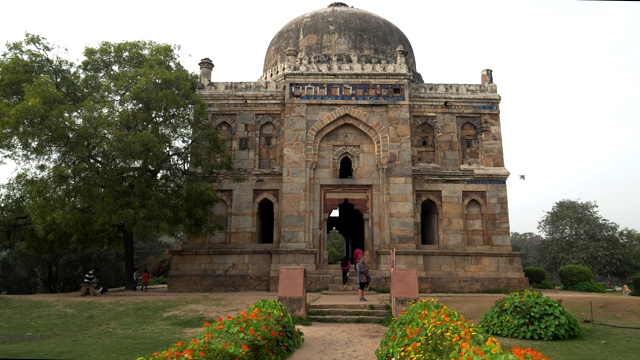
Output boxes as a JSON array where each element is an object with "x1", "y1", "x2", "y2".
[
  {"x1": 199, "y1": 81, "x2": 498, "y2": 97},
  {"x1": 289, "y1": 82, "x2": 406, "y2": 101},
  {"x1": 261, "y1": 61, "x2": 413, "y2": 82},
  {"x1": 410, "y1": 83, "x2": 498, "y2": 95}
]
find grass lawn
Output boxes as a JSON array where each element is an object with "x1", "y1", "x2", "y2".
[
  {"x1": 0, "y1": 294, "x2": 216, "y2": 360},
  {"x1": 498, "y1": 322, "x2": 640, "y2": 360},
  {"x1": 496, "y1": 292, "x2": 640, "y2": 359}
]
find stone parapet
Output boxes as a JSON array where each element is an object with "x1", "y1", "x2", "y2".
[{"x1": 410, "y1": 83, "x2": 498, "y2": 95}]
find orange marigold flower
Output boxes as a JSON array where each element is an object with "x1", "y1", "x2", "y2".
[
  {"x1": 242, "y1": 344, "x2": 249, "y2": 351},
  {"x1": 249, "y1": 328, "x2": 255, "y2": 334},
  {"x1": 175, "y1": 341, "x2": 183, "y2": 347},
  {"x1": 199, "y1": 351, "x2": 205, "y2": 357},
  {"x1": 223, "y1": 343, "x2": 229, "y2": 349}
]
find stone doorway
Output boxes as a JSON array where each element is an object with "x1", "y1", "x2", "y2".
[
  {"x1": 327, "y1": 199, "x2": 365, "y2": 264},
  {"x1": 321, "y1": 186, "x2": 371, "y2": 267}
]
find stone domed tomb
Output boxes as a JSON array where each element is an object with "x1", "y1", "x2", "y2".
[{"x1": 170, "y1": 3, "x2": 527, "y2": 293}]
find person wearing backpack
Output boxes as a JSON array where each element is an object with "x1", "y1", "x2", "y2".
[
  {"x1": 340, "y1": 256, "x2": 351, "y2": 289},
  {"x1": 356, "y1": 255, "x2": 370, "y2": 301}
]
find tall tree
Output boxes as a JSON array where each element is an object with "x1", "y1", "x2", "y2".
[
  {"x1": 537, "y1": 199, "x2": 634, "y2": 278},
  {"x1": 510, "y1": 232, "x2": 544, "y2": 267},
  {"x1": 0, "y1": 34, "x2": 230, "y2": 289}
]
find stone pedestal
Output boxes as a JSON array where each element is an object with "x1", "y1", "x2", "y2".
[
  {"x1": 390, "y1": 268, "x2": 419, "y2": 317},
  {"x1": 277, "y1": 266, "x2": 307, "y2": 318}
]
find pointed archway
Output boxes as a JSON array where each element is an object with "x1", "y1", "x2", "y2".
[{"x1": 327, "y1": 199, "x2": 365, "y2": 264}]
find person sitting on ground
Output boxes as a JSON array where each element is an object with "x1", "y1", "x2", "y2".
[{"x1": 84, "y1": 268, "x2": 107, "y2": 294}]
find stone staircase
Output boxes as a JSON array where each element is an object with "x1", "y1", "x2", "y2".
[
  {"x1": 305, "y1": 268, "x2": 390, "y2": 323},
  {"x1": 308, "y1": 302, "x2": 389, "y2": 323}
]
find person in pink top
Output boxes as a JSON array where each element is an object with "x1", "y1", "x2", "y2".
[{"x1": 353, "y1": 248, "x2": 363, "y2": 264}]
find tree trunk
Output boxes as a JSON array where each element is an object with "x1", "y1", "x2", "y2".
[{"x1": 123, "y1": 229, "x2": 134, "y2": 290}]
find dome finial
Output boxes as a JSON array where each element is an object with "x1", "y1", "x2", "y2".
[{"x1": 328, "y1": 2, "x2": 349, "y2": 7}]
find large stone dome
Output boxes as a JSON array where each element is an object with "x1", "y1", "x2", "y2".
[{"x1": 263, "y1": 3, "x2": 422, "y2": 82}]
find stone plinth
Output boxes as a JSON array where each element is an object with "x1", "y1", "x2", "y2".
[
  {"x1": 390, "y1": 268, "x2": 419, "y2": 317},
  {"x1": 277, "y1": 266, "x2": 307, "y2": 318}
]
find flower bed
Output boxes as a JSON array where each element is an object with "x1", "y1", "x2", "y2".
[
  {"x1": 136, "y1": 299, "x2": 304, "y2": 360},
  {"x1": 375, "y1": 299, "x2": 549, "y2": 360}
]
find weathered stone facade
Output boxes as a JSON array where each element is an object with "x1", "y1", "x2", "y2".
[{"x1": 169, "y1": 3, "x2": 527, "y2": 293}]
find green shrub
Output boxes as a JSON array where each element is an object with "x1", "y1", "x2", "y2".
[
  {"x1": 146, "y1": 250, "x2": 172, "y2": 278},
  {"x1": 483, "y1": 287, "x2": 519, "y2": 294},
  {"x1": 523, "y1": 267, "x2": 546, "y2": 285},
  {"x1": 532, "y1": 279, "x2": 555, "y2": 289},
  {"x1": 148, "y1": 277, "x2": 167, "y2": 286},
  {"x1": 569, "y1": 281, "x2": 606, "y2": 293},
  {"x1": 558, "y1": 264, "x2": 593, "y2": 288},
  {"x1": 480, "y1": 289, "x2": 582, "y2": 340}
]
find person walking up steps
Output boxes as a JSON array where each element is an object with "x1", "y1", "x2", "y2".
[{"x1": 340, "y1": 256, "x2": 351, "y2": 289}]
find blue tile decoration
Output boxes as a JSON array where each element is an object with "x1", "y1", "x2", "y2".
[
  {"x1": 466, "y1": 180, "x2": 506, "y2": 185},
  {"x1": 290, "y1": 83, "x2": 405, "y2": 101}
]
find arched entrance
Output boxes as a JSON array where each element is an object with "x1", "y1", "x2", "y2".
[
  {"x1": 321, "y1": 186, "x2": 372, "y2": 267},
  {"x1": 327, "y1": 199, "x2": 364, "y2": 263}
]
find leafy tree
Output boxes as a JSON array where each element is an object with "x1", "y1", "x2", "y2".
[
  {"x1": 0, "y1": 34, "x2": 231, "y2": 290},
  {"x1": 327, "y1": 228, "x2": 346, "y2": 264},
  {"x1": 537, "y1": 199, "x2": 634, "y2": 278},
  {"x1": 618, "y1": 228, "x2": 640, "y2": 281},
  {"x1": 510, "y1": 232, "x2": 544, "y2": 267}
]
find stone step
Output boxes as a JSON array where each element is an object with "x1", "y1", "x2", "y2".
[
  {"x1": 326, "y1": 284, "x2": 362, "y2": 292},
  {"x1": 307, "y1": 315, "x2": 385, "y2": 324},
  {"x1": 310, "y1": 303, "x2": 387, "y2": 311},
  {"x1": 307, "y1": 302, "x2": 389, "y2": 324},
  {"x1": 310, "y1": 308, "x2": 388, "y2": 317}
]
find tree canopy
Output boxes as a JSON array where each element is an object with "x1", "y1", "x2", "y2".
[
  {"x1": 537, "y1": 199, "x2": 638, "y2": 278},
  {"x1": 0, "y1": 34, "x2": 230, "y2": 290}
]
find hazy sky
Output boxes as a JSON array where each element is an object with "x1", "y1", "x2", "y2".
[{"x1": 1, "y1": 1, "x2": 639, "y2": 234}]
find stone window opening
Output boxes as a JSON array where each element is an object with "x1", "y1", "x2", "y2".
[
  {"x1": 420, "y1": 200, "x2": 439, "y2": 245},
  {"x1": 332, "y1": 146, "x2": 360, "y2": 179},
  {"x1": 339, "y1": 156, "x2": 353, "y2": 178},
  {"x1": 257, "y1": 198, "x2": 274, "y2": 244}
]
